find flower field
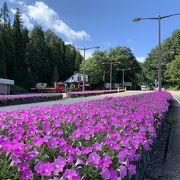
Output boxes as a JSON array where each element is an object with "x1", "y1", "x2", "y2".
[
  {"x1": 0, "y1": 93, "x2": 63, "y2": 106},
  {"x1": 0, "y1": 91, "x2": 172, "y2": 179},
  {"x1": 67, "y1": 89, "x2": 124, "y2": 98}
]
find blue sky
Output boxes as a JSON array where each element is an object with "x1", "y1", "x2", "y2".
[{"x1": 1, "y1": 0, "x2": 180, "y2": 62}]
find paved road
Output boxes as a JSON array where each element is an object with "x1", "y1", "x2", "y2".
[
  {"x1": 0, "y1": 91, "x2": 151, "y2": 112},
  {"x1": 162, "y1": 92, "x2": 180, "y2": 180},
  {"x1": 168, "y1": 91, "x2": 180, "y2": 102}
]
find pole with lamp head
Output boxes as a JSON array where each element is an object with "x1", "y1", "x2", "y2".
[
  {"x1": 77, "y1": 46, "x2": 100, "y2": 91},
  {"x1": 132, "y1": 12, "x2": 180, "y2": 91}
]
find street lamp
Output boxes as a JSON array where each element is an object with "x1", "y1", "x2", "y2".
[
  {"x1": 102, "y1": 62, "x2": 121, "y2": 90},
  {"x1": 132, "y1": 13, "x2": 180, "y2": 91},
  {"x1": 78, "y1": 46, "x2": 100, "y2": 91},
  {"x1": 116, "y1": 68, "x2": 131, "y2": 89}
]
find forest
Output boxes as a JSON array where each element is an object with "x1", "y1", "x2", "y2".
[{"x1": 0, "y1": 2, "x2": 83, "y2": 91}]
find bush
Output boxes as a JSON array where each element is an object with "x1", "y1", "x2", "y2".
[{"x1": 10, "y1": 85, "x2": 29, "y2": 94}]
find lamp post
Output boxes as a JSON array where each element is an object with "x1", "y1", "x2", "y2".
[
  {"x1": 133, "y1": 13, "x2": 180, "y2": 91},
  {"x1": 116, "y1": 68, "x2": 131, "y2": 89},
  {"x1": 78, "y1": 46, "x2": 100, "y2": 91}
]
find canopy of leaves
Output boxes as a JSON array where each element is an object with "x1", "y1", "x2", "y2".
[
  {"x1": 144, "y1": 29, "x2": 180, "y2": 89},
  {"x1": 80, "y1": 46, "x2": 142, "y2": 89},
  {"x1": 165, "y1": 55, "x2": 180, "y2": 89}
]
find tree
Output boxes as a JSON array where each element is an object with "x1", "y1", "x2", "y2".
[
  {"x1": 45, "y1": 30, "x2": 65, "y2": 83},
  {"x1": 143, "y1": 29, "x2": 180, "y2": 88},
  {"x1": 27, "y1": 25, "x2": 49, "y2": 85},
  {"x1": 80, "y1": 47, "x2": 142, "y2": 89},
  {"x1": 80, "y1": 52, "x2": 105, "y2": 88},
  {"x1": 0, "y1": 28, "x2": 6, "y2": 77},
  {"x1": 64, "y1": 44, "x2": 76, "y2": 80},
  {"x1": 12, "y1": 8, "x2": 25, "y2": 85},
  {"x1": 75, "y1": 51, "x2": 83, "y2": 71},
  {"x1": 107, "y1": 46, "x2": 142, "y2": 88},
  {"x1": 165, "y1": 55, "x2": 180, "y2": 89},
  {"x1": 0, "y1": 2, "x2": 12, "y2": 78}
]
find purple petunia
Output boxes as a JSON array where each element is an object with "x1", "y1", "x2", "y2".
[
  {"x1": 34, "y1": 161, "x2": 53, "y2": 176},
  {"x1": 52, "y1": 156, "x2": 66, "y2": 173}
]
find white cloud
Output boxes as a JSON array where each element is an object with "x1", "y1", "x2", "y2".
[
  {"x1": 79, "y1": 49, "x2": 95, "y2": 60},
  {"x1": 10, "y1": 8, "x2": 16, "y2": 15},
  {"x1": 22, "y1": 1, "x2": 90, "y2": 41},
  {"x1": 65, "y1": 41, "x2": 73, "y2": 45},
  {"x1": 136, "y1": 56, "x2": 146, "y2": 63},
  {"x1": 21, "y1": 13, "x2": 34, "y2": 29},
  {"x1": 9, "y1": 0, "x2": 17, "y2": 3}
]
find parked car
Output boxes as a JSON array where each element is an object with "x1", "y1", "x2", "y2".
[{"x1": 141, "y1": 85, "x2": 150, "y2": 91}]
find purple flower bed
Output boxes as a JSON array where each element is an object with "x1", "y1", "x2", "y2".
[
  {"x1": 67, "y1": 89, "x2": 124, "y2": 98},
  {"x1": 0, "y1": 93, "x2": 63, "y2": 106},
  {"x1": 0, "y1": 92, "x2": 172, "y2": 179}
]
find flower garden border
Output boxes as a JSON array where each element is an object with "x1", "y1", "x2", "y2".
[
  {"x1": 0, "y1": 94, "x2": 63, "y2": 106},
  {"x1": 67, "y1": 89, "x2": 125, "y2": 98}
]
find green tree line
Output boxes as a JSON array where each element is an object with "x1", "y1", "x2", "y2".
[
  {"x1": 144, "y1": 29, "x2": 180, "y2": 89},
  {"x1": 0, "y1": 2, "x2": 83, "y2": 90},
  {"x1": 80, "y1": 46, "x2": 142, "y2": 89}
]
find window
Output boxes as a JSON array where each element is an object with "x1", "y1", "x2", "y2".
[
  {"x1": 78, "y1": 76, "x2": 81, "y2": 81},
  {"x1": 72, "y1": 77, "x2": 74, "y2": 80}
]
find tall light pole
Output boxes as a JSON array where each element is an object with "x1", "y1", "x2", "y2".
[
  {"x1": 78, "y1": 46, "x2": 100, "y2": 91},
  {"x1": 133, "y1": 13, "x2": 180, "y2": 91},
  {"x1": 116, "y1": 68, "x2": 131, "y2": 89}
]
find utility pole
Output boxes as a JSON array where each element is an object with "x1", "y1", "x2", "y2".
[{"x1": 77, "y1": 46, "x2": 99, "y2": 91}]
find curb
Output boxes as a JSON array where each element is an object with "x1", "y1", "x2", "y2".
[{"x1": 173, "y1": 97, "x2": 180, "y2": 104}]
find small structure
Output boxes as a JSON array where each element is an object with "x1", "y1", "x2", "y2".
[
  {"x1": 65, "y1": 72, "x2": 89, "y2": 90},
  {"x1": 0, "y1": 78, "x2": 14, "y2": 95}
]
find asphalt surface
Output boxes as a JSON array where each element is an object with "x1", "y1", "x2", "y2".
[
  {"x1": 0, "y1": 91, "x2": 151, "y2": 112},
  {"x1": 162, "y1": 91, "x2": 180, "y2": 180}
]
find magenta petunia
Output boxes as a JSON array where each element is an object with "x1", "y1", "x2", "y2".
[
  {"x1": 120, "y1": 165, "x2": 127, "y2": 178},
  {"x1": 62, "y1": 169, "x2": 80, "y2": 180},
  {"x1": 52, "y1": 156, "x2": 66, "y2": 173},
  {"x1": 18, "y1": 162, "x2": 30, "y2": 172},
  {"x1": 22, "y1": 170, "x2": 33, "y2": 180},
  {"x1": 93, "y1": 142, "x2": 102, "y2": 151},
  {"x1": 100, "y1": 154, "x2": 112, "y2": 168},
  {"x1": 34, "y1": 161, "x2": 53, "y2": 176},
  {"x1": 88, "y1": 152, "x2": 101, "y2": 166}
]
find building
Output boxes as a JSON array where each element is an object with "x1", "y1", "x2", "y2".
[
  {"x1": 0, "y1": 78, "x2": 14, "y2": 95},
  {"x1": 65, "y1": 72, "x2": 89, "y2": 90}
]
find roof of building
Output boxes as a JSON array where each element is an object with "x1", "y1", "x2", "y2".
[
  {"x1": 0, "y1": 78, "x2": 14, "y2": 85},
  {"x1": 65, "y1": 72, "x2": 88, "y2": 83}
]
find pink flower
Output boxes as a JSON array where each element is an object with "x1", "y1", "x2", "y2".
[
  {"x1": 62, "y1": 169, "x2": 80, "y2": 180},
  {"x1": 100, "y1": 154, "x2": 112, "y2": 168},
  {"x1": 52, "y1": 156, "x2": 66, "y2": 173},
  {"x1": 18, "y1": 162, "x2": 29, "y2": 172},
  {"x1": 81, "y1": 146, "x2": 93, "y2": 154},
  {"x1": 88, "y1": 152, "x2": 101, "y2": 166},
  {"x1": 127, "y1": 163, "x2": 136, "y2": 175},
  {"x1": 118, "y1": 149, "x2": 129, "y2": 162},
  {"x1": 101, "y1": 168, "x2": 110, "y2": 180},
  {"x1": 101, "y1": 168, "x2": 118, "y2": 180},
  {"x1": 93, "y1": 142, "x2": 102, "y2": 151},
  {"x1": 22, "y1": 170, "x2": 33, "y2": 180},
  {"x1": 48, "y1": 137, "x2": 58, "y2": 149},
  {"x1": 120, "y1": 165, "x2": 127, "y2": 178},
  {"x1": 34, "y1": 161, "x2": 53, "y2": 176}
]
